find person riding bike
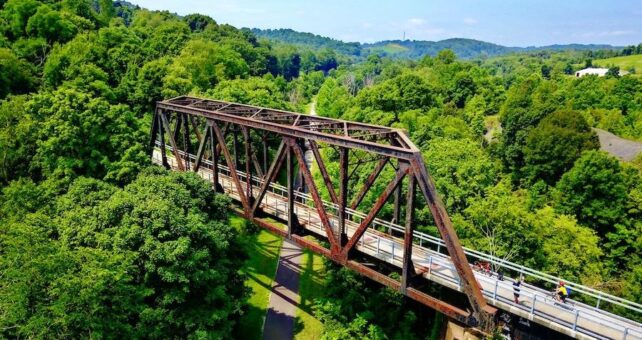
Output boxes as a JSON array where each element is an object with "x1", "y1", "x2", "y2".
[{"x1": 556, "y1": 281, "x2": 569, "y2": 303}]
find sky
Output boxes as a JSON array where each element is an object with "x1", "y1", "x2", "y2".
[{"x1": 129, "y1": 0, "x2": 642, "y2": 47}]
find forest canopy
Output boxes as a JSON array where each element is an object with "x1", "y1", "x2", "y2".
[{"x1": 1, "y1": 0, "x2": 642, "y2": 337}]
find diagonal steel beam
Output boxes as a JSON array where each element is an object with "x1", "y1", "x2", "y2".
[
  {"x1": 410, "y1": 155, "x2": 496, "y2": 318},
  {"x1": 349, "y1": 157, "x2": 389, "y2": 210},
  {"x1": 250, "y1": 141, "x2": 286, "y2": 217},
  {"x1": 251, "y1": 151, "x2": 264, "y2": 178},
  {"x1": 193, "y1": 124, "x2": 210, "y2": 172},
  {"x1": 160, "y1": 112, "x2": 185, "y2": 171},
  {"x1": 211, "y1": 121, "x2": 250, "y2": 212},
  {"x1": 309, "y1": 140, "x2": 339, "y2": 204},
  {"x1": 189, "y1": 115, "x2": 203, "y2": 142},
  {"x1": 288, "y1": 138, "x2": 339, "y2": 252},
  {"x1": 341, "y1": 164, "x2": 408, "y2": 257}
]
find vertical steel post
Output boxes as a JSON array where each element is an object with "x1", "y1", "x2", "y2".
[
  {"x1": 393, "y1": 174, "x2": 402, "y2": 226},
  {"x1": 233, "y1": 125, "x2": 239, "y2": 169},
  {"x1": 243, "y1": 127, "x2": 252, "y2": 205},
  {"x1": 183, "y1": 113, "x2": 191, "y2": 170},
  {"x1": 287, "y1": 144, "x2": 295, "y2": 237},
  {"x1": 338, "y1": 147, "x2": 348, "y2": 247},
  {"x1": 401, "y1": 173, "x2": 416, "y2": 294},
  {"x1": 158, "y1": 112, "x2": 168, "y2": 169},
  {"x1": 263, "y1": 133, "x2": 268, "y2": 174},
  {"x1": 149, "y1": 108, "x2": 159, "y2": 156},
  {"x1": 209, "y1": 124, "x2": 219, "y2": 192}
]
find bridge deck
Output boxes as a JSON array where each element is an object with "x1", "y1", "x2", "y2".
[{"x1": 153, "y1": 149, "x2": 642, "y2": 340}]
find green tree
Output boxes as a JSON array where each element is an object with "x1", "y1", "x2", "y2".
[
  {"x1": 606, "y1": 66, "x2": 620, "y2": 78},
  {"x1": 162, "y1": 39, "x2": 249, "y2": 98},
  {"x1": 523, "y1": 110, "x2": 599, "y2": 185},
  {"x1": 533, "y1": 207, "x2": 604, "y2": 284},
  {"x1": 31, "y1": 88, "x2": 144, "y2": 180},
  {"x1": 437, "y1": 49, "x2": 456, "y2": 64},
  {"x1": 357, "y1": 72, "x2": 435, "y2": 113},
  {"x1": 316, "y1": 77, "x2": 351, "y2": 119},
  {"x1": 207, "y1": 76, "x2": 291, "y2": 110},
  {"x1": 424, "y1": 138, "x2": 497, "y2": 212},
  {"x1": 0, "y1": 170, "x2": 247, "y2": 338},
  {"x1": 26, "y1": 5, "x2": 83, "y2": 44},
  {"x1": 0, "y1": 48, "x2": 35, "y2": 98},
  {"x1": 0, "y1": 96, "x2": 39, "y2": 183},
  {"x1": 0, "y1": 0, "x2": 41, "y2": 40},
  {"x1": 183, "y1": 13, "x2": 216, "y2": 32},
  {"x1": 555, "y1": 150, "x2": 628, "y2": 235}
]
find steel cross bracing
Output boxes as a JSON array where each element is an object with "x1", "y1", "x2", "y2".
[
  {"x1": 148, "y1": 97, "x2": 638, "y2": 337},
  {"x1": 152, "y1": 148, "x2": 642, "y2": 340},
  {"x1": 151, "y1": 96, "x2": 495, "y2": 327}
]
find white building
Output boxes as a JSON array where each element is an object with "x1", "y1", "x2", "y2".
[{"x1": 575, "y1": 67, "x2": 610, "y2": 77}]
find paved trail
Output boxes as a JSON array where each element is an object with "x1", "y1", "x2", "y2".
[
  {"x1": 594, "y1": 128, "x2": 642, "y2": 161},
  {"x1": 263, "y1": 100, "x2": 316, "y2": 339},
  {"x1": 262, "y1": 240, "x2": 303, "y2": 340}
]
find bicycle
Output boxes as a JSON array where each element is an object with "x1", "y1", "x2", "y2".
[
  {"x1": 473, "y1": 260, "x2": 493, "y2": 277},
  {"x1": 550, "y1": 290, "x2": 574, "y2": 309}
]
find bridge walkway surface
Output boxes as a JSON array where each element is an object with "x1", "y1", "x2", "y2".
[{"x1": 153, "y1": 149, "x2": 642, "y2": 340}]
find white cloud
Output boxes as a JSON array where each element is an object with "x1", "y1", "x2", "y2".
[
  {"x1": 463, "y1": 18, "x2": 478, "y2": 25},
  {"x1": 407, "y1": 18, "x2": 426, "y2": 27},
  {"x1": 400, "y1": 17, "x2": 446, "y2": 40},
  {"x1": 576, "y1": 30, "x2": 635, "y2": 38}
]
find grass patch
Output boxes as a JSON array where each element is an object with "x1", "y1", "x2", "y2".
[
  {"x1": 233, "y1": 216, "x2": 284, "y2": 340},
  {"x1": 594, "y1": 54, "x2": 642, "y2": 76},
  {"x1": 294, "y1": 249, "x2": 327, "y2": 340}
]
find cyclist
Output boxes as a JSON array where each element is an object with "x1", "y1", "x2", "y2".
[{"x1": 556, "y1": 281, "x2": 569, "y2": 303}]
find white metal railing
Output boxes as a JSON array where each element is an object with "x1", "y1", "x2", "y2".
[{"x1": 153, "y1": 145, "x2": 642, "y2": 339}]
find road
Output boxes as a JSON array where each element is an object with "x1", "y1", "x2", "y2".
[{"x1": 594, "y1": 128, "x2": 642, "y2": 161}]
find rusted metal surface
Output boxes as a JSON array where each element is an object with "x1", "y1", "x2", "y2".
[
  {"x1": 309, "y1": 140, "x2": 339, "y2": 204},
  {"x1": 401, "y1": 173, "x2": 416, "y2": 295},
  {"x1": 151, "y1": 96, "x2": 496, "y2": 327},
  {"x1": 288, "y1": 138, "x2": 339, "y2": 253},
  {"x1": 251, "y1": 141, "x2": 286, "y2": 217},
  {"x1": 349, "y1": 157, "x2": 388, "y2": 210},
  {"x1": 340, "y1": 164, "x2": 408, "y2": 258}
]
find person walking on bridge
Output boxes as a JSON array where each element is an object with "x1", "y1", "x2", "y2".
[{"x1": 513, "y1": 277, "x2": 522, "y2": 304}]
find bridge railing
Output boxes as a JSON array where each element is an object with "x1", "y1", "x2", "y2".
[{"x1": 154, "y1": 144, "x2": 642, "y2": 326}]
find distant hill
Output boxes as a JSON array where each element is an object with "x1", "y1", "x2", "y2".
[
  {"x1": 249, "y1": 28, "x2": 361, "y2": 56},
  {"x1": 363, "y1": 38, "x2": 511, "y2": 59},
  {"x1": 250, "y1": 28, "x2": 620, "y2": 59}
]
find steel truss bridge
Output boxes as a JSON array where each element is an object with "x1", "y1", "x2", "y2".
[{"x1": 150, "y1": 96, "x2": 642, "y2": 339}]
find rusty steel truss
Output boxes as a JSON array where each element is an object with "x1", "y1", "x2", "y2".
[{"x1": 150, "y1": 96, "x2": 497, "y2": 327}]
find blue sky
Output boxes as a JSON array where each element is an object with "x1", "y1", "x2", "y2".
[{"x1": 129, "y1": 0, "x2": 642, "y2": 46}]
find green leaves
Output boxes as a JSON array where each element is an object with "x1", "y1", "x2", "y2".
[
  {"x1": 162, "y1": 39, "x2": 249, "y2": 98},
  {"x1": 555, "y1": 150, "x2": 628, "y2": 235},
  {"x1": 0, "y1": 170, "x2": 245, "y2": 338},
  {"x1": 524, "y1": 110, "x2": 599, "y2": 185},
  {"x1": 31, "y1": 88, "x2": 144, "y2": 180}
]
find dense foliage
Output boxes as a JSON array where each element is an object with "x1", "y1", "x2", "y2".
[
  {"x1": 314, "y1": 45, "x2": 642, "y2": 324},
  {"x1": 1, "y1": 0, "x2": 641, "y2": 337}
]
